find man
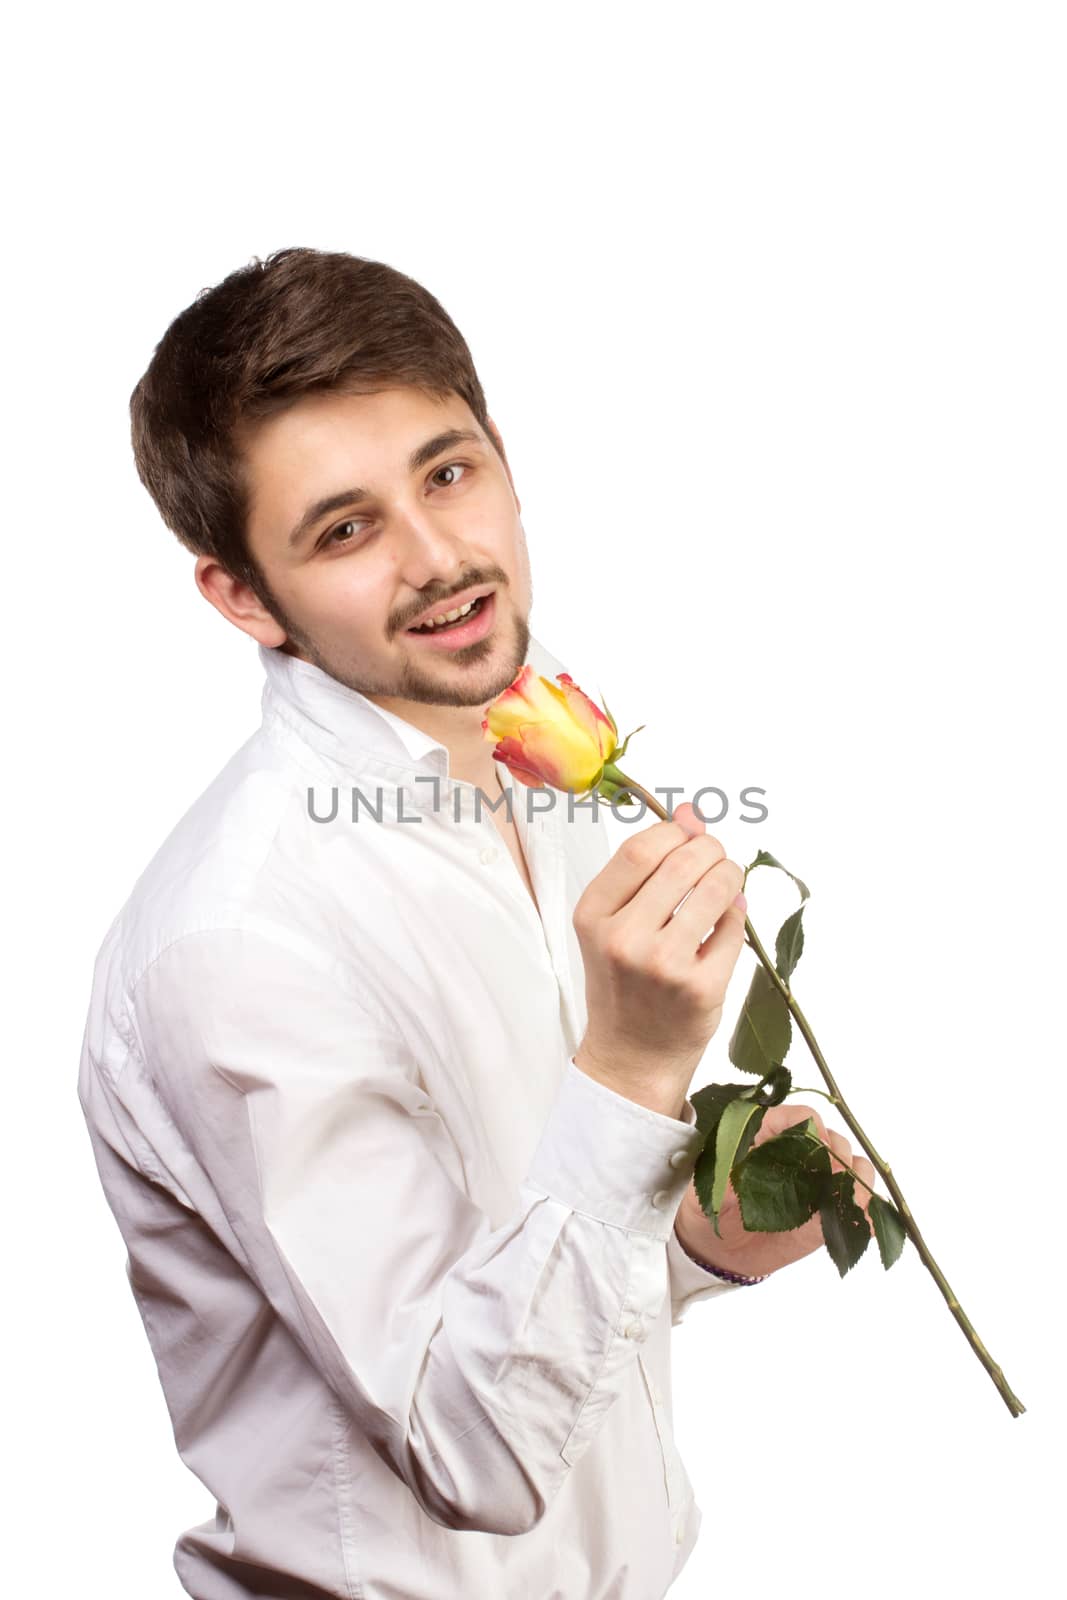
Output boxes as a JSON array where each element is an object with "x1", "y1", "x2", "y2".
[{"x1": 78, "y1": 247, "x2": 873, "y2": 1599}]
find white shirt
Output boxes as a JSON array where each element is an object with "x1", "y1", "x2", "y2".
[{"x1": 77, "y1": 632, "x2": 748, "y2": 1600}]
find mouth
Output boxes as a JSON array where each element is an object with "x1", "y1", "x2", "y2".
[{"x1": 405, "y1": 589, "x2": 497, "y2": 651}]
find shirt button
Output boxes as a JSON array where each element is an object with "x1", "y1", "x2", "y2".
[
  {"x1": 623, "y1": 1319, "x2": 642, "y2": 1339},
  {"x1": 650, "y1": 1188, "x2": 671, "y2": 1209},
  {"x1": 669, "y1": 1149, "x2": 691, "y2": 1169},
  {"x1": 479, "y1": 846, "x2": 499, "y2": 865}
]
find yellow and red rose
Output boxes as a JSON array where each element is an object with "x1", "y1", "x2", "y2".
[{"x1": 482, "y1": 667, "x2": 643, "y2": 800}]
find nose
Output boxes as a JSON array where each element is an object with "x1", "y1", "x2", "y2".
[{"x1": 392, "y1": 501, "x2": 470, "y2": 593}]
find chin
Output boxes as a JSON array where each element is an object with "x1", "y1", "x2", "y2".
[{"x1": 400, "y1": 610, "x2": 530, "y2": 708}]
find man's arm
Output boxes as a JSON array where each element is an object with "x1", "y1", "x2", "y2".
[
  {"x1": 113, "y1": 923, "x2": 706, "y2": 1537},
  {"x1": 662, "y1": 1096, "x2": 754, "y2": 1325}
]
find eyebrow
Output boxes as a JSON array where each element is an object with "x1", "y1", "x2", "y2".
[{"x1": 286, "y1": 428, "x2": 486, "y2": 550}]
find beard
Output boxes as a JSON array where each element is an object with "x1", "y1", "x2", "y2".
[{"x1": 263, "y1": 580, "x2": 532, "y2": 710}]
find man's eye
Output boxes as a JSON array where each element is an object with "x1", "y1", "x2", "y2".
[
  {"x1": 431, "y1": 461, "x2": 468, "y2": 488},
  {"x1": 322, "y1": 519, "x2": 365, "y2": 550},
  {"x1": 319, "y1": 464, "x2": 468, "y2": 550}
]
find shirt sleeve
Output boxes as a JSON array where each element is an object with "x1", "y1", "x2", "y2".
[
  {"x1": 123, "y1": 924, "x2": 709, "y2": 1538},
  {"x1": 664, "y1": 1097, "x2": 749, "y2": 1325}
]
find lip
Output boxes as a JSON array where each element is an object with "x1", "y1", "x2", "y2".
[
  {"x1": 406, "y1": 583, "x2": 496, "y2": 632},
  {"x1": 405, "y1": 589, "x2": 497, "y2": 651}
]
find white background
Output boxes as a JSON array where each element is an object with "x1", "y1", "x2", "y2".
[{"x1": 6, "y1": 3, "x2": 1063, "y2": 1596}]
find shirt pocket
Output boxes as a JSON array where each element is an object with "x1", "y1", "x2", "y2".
[{"x1": 636, "y1": 1350, "x2": 695, "y2": 1520}]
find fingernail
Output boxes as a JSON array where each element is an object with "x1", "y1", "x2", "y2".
[
  {"x1": 678, "y1": 801, "x2": 705, "y2": 833},
  {"x1": 733, "y1": 892, "x2": 747, "y2": 911}
]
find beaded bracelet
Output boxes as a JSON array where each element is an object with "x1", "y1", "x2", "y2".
[{"x1": 675, "y1": 1230, "x2": 769, "y2": 1286}]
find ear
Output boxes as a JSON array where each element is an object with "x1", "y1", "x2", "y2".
[
  {"x1": 485, "y1": 415, "x2": 521, "y2": 513},
  {"x1": 194, "y1": 554, "x2": 288, "y2": 648}
]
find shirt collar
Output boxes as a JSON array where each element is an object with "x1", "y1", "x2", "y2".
[{"x1": 258, "y1": 630, "x2": 572, "y2": 787}]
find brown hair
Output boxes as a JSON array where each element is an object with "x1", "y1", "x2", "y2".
[{"x1": 129, "y1": 247, "x2": 498, "y2": 607}]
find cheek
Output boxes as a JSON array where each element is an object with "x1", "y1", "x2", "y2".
[
  {"x1": 320, "y1": 554, "x2": 383, "y2": 600},
  {"x1": 302, "y1": 564, "x2": 392, "y2": 634},
  {"x1": 491, "y1": 514, "x2": 532, "y2": 603},
  {"x1": 471, "y1": 482, "x2": 524, "y2": 551}
]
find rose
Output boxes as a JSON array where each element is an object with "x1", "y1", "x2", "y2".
[
  {"x1": 480, "y1": 666, "x2": 1026, "y2": 1419},
  {"x1": 480, "y1": 665, "x2": 643, "y2": 802}
]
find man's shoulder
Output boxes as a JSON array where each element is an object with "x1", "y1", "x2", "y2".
[{"x1": 94, "y1": 727, "x2": 325, "y2": 1003}]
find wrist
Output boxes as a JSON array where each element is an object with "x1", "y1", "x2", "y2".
[
  {"x1": 673, "y1": 1220, "x2": 769, "y2": 1286},
  {"x1": 572, "y1": 1048, "x2": 688, "y2": 1121}
]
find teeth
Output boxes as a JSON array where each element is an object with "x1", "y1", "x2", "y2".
[{"x1": 414, "y1": 598, "x2": 478, "y2": 631}]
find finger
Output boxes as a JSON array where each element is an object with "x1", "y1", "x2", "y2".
[
  {"x1": 826, "y1": 1129, "x2": 852, "y2": 1173},
  {"x1": 662, "y1": 853, "x2": 746, "y2": 950},
  {"x1": 622, "y1": 833, "x2": 735, "y2": 933},
  {"x1": 689, "y1": 889, "x2": 748, "y2": 985},
  {"x1": 575, "y1": 802, "x2": 709, "y2": 923},
  {"x1": 752, "y1": 1103, "x2": 828, "y2": 1147},
  {"x1": 783, "y1": 1107, "x2": 831, "y2": 1145},
  {"x1": 852, "y1": 1157, "x2": 876, "y2": 1212},
  {"x1": 824, "y1": 1137, "x2": 877, "y2": 1221}
]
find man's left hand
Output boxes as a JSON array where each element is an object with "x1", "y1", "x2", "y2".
[{"x1": 675, "y1": 1102, "x2": 877, "y2": 1279}]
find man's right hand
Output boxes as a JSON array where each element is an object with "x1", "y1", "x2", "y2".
[{"x1": 571, "y1": 800, "x2": 748, "y2": 1120}]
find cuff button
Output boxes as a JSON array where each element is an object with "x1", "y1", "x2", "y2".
[{"x1": 650, "y1": 1188, "x2": 671, "y2": 1209}]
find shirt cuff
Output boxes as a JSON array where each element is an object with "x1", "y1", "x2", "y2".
[{"x1": 522, "y1": 1058, "x2": 706, "y2": 1240}]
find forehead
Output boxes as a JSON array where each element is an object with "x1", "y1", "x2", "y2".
[{"x1": 238, "y1": 384, "x2": 477, "y2": 488}]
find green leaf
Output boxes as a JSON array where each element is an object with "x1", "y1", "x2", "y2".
[
  {"x1": 869, "y1": 1193, "x2": 908, "y2": 1269},
  {"x1": 728, "y1": 962, "x2": 792, "y2": 1075},
  {"x1": 689, "y1": 1082, "x2": 751, "y2": 1229},
  {"x1": 818, "y1": 1171, "x2": 872, "y2": 1277},
  {"x1": 745, "y1": 849, "x2": 810, "y2": 903},
  {"x1": 733, "y1": 1120, "x2": 831, "y2": 1231},
  {"x1": 612, "y1": 723, "x2": 646, "y2": 760},
  {"x1": 752, "y1": 1065, "x2": 792, "y2": 1106},
  {"x1": 597, "y1": 688, "x2": 620, "y2": 742},
  {"x1": 774, "y1": 906, "x2": 805, "y2": 984},
  {"x1": 691, "y1": 1091, "x2": 753, "y2": 1221},
  {"x1": 689, "y1": 1079, "x2": 755, "y2": 1141},
  {"x1": 708, "y1": 1099, "x2": 766, "y2": 1234}
]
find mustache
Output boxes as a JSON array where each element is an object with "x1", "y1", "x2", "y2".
[{"x1": 394, "y1": 569, "x2": 508, "y2": 633}]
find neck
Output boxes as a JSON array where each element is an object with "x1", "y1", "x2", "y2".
[{"x1": 364, "y1": 695, "x2": 503, "y2": 795}]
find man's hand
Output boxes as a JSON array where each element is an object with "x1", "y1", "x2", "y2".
[
  {"x1": 572, "y1": 801, "x2": 748, "y2": 1120},
  {"x1": 674, "y1": 1102, "x2": 878, "y2": 1279}
]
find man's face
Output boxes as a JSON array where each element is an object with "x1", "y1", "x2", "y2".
[{"x1": 235, "y1": 384, "x2": 533, "y2": 709}]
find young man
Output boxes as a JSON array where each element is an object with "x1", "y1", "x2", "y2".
[{"x1": 78, "y1": 248, "x2": 873, "y2": 1600}]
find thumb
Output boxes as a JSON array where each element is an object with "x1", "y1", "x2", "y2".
[{"x1": 674, "y1": 799, "x2": 706, "y2": 836}]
